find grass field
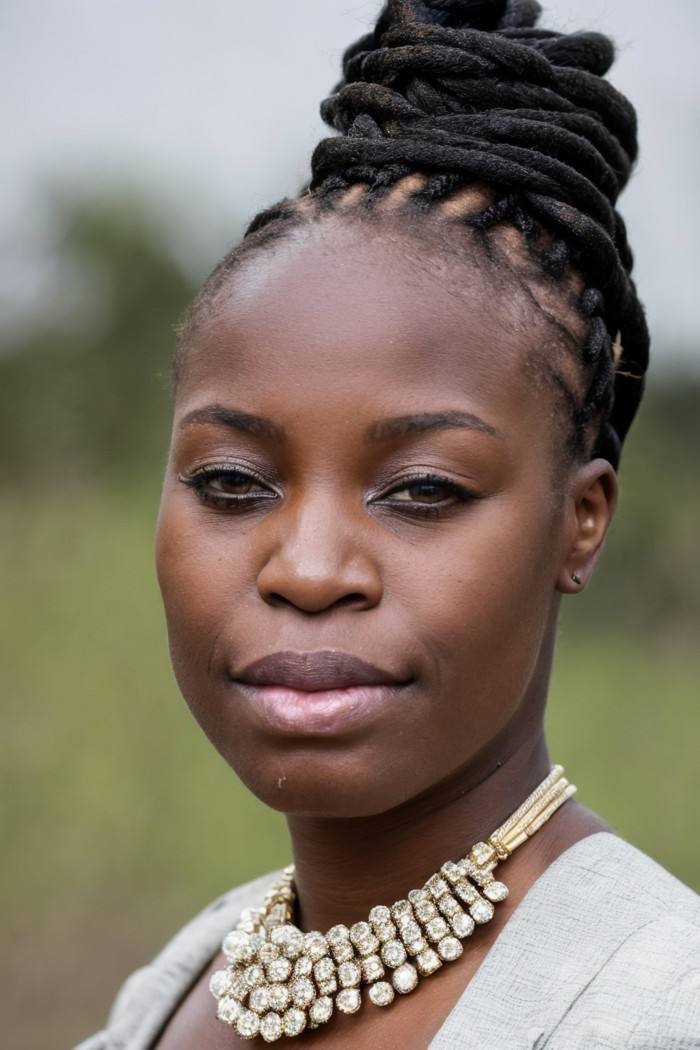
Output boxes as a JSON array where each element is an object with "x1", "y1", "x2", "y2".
[{"x1": 3, "y1": 483, "x2": 698, "y2": 1049}]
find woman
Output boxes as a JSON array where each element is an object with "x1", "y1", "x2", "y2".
[{"x1": 77, "y1": 1, "x2": 699, "y2": 1047}]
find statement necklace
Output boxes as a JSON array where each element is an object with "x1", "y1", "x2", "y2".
[{"x1": 210, "y1": 764, "x2": 575, "y2": 1042}]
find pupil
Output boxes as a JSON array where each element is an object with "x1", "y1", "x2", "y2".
[
  {"x1": 220, "y1": 475, "x2": 250, "y2": 494},
  {"x1": 411, "y1": 483, "x2": 442, "y2": 502}
]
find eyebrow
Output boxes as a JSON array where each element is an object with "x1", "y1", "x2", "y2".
[
  {"x1": 178, "y1": 404, "x2": 501, "y2": 444},
  {"x1": 364, "y1": 410, "x2": 501, "y2": 442},
  {"x1": 178, "y1": 405, "x2": 286, "y2": 443}
]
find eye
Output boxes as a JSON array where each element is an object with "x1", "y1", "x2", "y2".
[
  {"x1": 388, "y1": 479, "x2": 456, "y2": 504},
  {"x1": 178, "y1": 466, "x2": 277, "y2": 509},
  {"x1": 377, "y1": 473, "x2": 480, "y2": 517}
]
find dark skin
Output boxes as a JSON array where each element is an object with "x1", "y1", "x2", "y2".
[{"x1": 153, "y1": 216, "x2": 615, "y2": 1048}]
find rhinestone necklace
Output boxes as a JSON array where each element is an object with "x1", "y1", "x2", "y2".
[{"x1": 210, "y1": 764, "x2": 575, "y2": 1043}]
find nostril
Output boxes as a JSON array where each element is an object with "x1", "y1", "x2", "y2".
[
  {"x1": 265, "y1": 592, "x2": 296, "y2": 608},
  {"x1": 264, "y1": 590, "x2": 374, "y2": 612},
  {"x1": 339, "y1": 592, "x2": 372, "y2": 607}
]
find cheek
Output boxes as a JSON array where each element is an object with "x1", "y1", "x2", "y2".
[
  {"x1": 154, "y1": 493, "x2": 235, "y2": 697},
  {"x1": 400, "y1": 496, "x2": 556, "y2": 748}
]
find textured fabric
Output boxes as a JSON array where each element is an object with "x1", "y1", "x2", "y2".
[
  {"x1": 430, "y1": 833, "x2": 700, "y2": 1049},
  {"x1": 74, "y1": 832, "x2": 700, "y2": 1049}
]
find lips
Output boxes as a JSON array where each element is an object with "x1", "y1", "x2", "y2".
[{"x1": 233, "y1": 649, "x2": 408, "y2": 692}]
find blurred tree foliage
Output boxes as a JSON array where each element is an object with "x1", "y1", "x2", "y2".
[
  {"x1": 583, "y1": 381, "x2": 700, "y2": 641},
  {"x1": 0, "y1": 192, "x2": 197, "y2": 483},
  {"x1": 1, "y1": 190, "x2": 698, "y2": 639}
]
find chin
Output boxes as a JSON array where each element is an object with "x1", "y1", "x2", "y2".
[
  {"x1": 230, "y1": 746, "x2": 420, "y2": 820},
  {"x1": 180, "y1": 675, "x2": 444, "y2": 818}
]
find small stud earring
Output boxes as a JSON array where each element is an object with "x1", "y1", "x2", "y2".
[{"x1": 571, "y1": 571, "x2": 582, "y2": 585}]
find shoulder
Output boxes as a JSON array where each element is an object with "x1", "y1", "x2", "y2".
[
  {"x1": 513, "y1": 830, "x2": 699, "y2": 964},
  {"x1": 545, "y1": 912, "x2": 700, "y2": 1048},
  {"x1": 445, "y1": 832, "x2": 699, "y2": 1049},
  {"x1": 543, "y1": 832, "x2": 700, "y2": 1047},
  {"x1": 72, "y1": 869, "x2": 282, "y2": 1050},
  {"x1": 554, "y1": 830, "x2": 699, "y2": 922}
]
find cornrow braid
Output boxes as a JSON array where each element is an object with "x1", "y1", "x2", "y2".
[{"x1": 180, "y1": 0, "x2": 649, "y2": 472}]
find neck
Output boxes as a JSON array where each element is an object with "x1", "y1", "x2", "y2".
[{"x1": 286, "y1": 729, "x2": 555, "y2": 932}]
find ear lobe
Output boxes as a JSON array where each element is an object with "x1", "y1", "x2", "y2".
[{"x1": 556, "y1": 458, "x2": 618, "y2": 594}]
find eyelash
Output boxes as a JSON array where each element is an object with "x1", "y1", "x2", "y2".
[{"x1": 177, "y1": 465, "x2": 480, "y2": 519}]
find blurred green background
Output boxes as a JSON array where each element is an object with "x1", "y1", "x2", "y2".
[{"x1": 1, "y1": 190, "x2": 698, "y2": 1050}]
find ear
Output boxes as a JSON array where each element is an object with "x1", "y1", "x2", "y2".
[{"x1": 556, "y1": 458, "x2": 618, "y2": 594}]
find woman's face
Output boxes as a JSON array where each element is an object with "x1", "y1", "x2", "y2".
[{"x1": 155, "y1": 218, "x2": 586, "y2": 818}]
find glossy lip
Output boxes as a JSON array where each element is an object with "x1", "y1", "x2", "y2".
[
  {"x1": 233, "y1": 681, "x2": 413, "y2": 737},
  {"x1": 230, "y1": 650, "x2": 414, "y2": 736}
]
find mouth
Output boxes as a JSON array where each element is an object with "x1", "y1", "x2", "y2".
[{"x1": 230, "y1": 650, "x2": 414, "y2": 736}]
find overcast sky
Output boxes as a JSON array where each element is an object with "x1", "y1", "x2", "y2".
[{"x1": 3, "y1": 1, "x2": 699, "y2": 369}]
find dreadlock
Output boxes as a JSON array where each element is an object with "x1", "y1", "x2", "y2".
[{"x1": 178, "y1": 0, "x2": 648, "y2": 472}]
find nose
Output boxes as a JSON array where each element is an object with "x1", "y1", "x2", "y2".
[{"x1": 255, "y1": 491, "x2": 383, "y2": 614}]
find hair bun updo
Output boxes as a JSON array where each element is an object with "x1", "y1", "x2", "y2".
[{"x1": 305, "y1": 0, "x2": 649, "y2": 469}]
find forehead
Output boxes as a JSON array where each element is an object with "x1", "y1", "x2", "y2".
[{"x1": 179, "y1": 218, "x2": 560, "y2": 451}]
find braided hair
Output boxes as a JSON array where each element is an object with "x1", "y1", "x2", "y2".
[{"x1": 179, "y1": 0, "x2": 648, "y2": 473}]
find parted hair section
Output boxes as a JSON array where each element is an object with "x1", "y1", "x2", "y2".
[{"x1": 178, "y1": 0, "x2": 648, "y2": 473}]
